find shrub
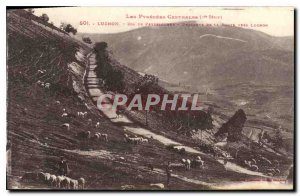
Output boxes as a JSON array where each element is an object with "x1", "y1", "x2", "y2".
[
  {"x1": 40, "y1": 13, "x2": 49, "y2": 22},
  {"x1": 94, "y1": 42, "x2": 125, "y2": 92}
]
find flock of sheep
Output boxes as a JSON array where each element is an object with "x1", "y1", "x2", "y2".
[
  {"x1": 124, "y1": 133, "x2": 149, "y2": 144},
  {"x1": 36, "y1": 80, "x2": 51, "y2": 89},
  {"x1": 19, "y1": 91, "x2": 283, "y2": 190},
  {"x1": 35, "y1": 68, "x2": 53, "y2": 89},
  {"x1": 56, "y1": 102, "x2": 110, "y2": 142},
  {"x1": 21, "y1": 172, "x2": 85, "y2": 189},
  {"x1": 243, "y1": 156, "x2": 281, "y2": 176},
  {"x1": 169, "y1": 156, "x2": 205, "y2": 171}
]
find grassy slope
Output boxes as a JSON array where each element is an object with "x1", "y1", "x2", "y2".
[{"x1": 6, "y1": 10, "x2": 214, "y2": 190}]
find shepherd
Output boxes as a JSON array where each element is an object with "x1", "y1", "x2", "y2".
[
  {"x1": 58, "y1": 157, "x2": 70, "y2": 176},
  {"x1": 166, "y1": 161, "x2": 172, "y2": 186}
]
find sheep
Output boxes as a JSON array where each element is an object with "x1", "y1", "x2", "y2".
[
  {"x1": 78, "y1": 177, "x2": 85, "y2": 189},
  {"x1": 261, "y1": 157, "x2": 272, "y2": 165},
  {"x1": 70, "y1": 179, "x2": 79, "y2": 189},
  {"x1": 44, "y1": 173, "x2": 51, "y2": 182},
  {"x1": 267, "y1": 172, "x2": 274, "y2": 176},
  {"x1": 140, "y1": 138, "x2": 148, "y2": 143},
  {"x1": 61, "y1": 177, "x2": 71, "y2": 189},
  {"x1": 92, "y1": 133, "x2": 100, "y2": 140},
  {"x1": 55, "y1": 100, "x2": 61, "y2": 105},
  {"x1": 169, "y1": 163, "x2": 186, "y2": 170},
  {"x1": 87, "y1": 118, "x2": 92, "y2": 125},
  {"x1": 62, "y1": 113, "x2": 76, "y2": 118},
  {"x1": 150, "y1": 183, "x2": 164, "y2": 189},
  {"x1": 38, "y1": 69, "x2": 46, "y2": 74},
  {"x1": 124, "y1": 134, "x2": 140, "y2": 144},
  {"x1": 95, "y1": 122, "x2": 100, "y2": 128},
  {"x1": 99, "y1": 133, "x2": 108, "y2": 142},
  {"x1": 61, "y1": 112, "x2": 68, "y2": 117},
  {"x1": 181, "y1": 158, "x2": 192, "y2": 169},
  {"x1": 267, "y1": 168, "x2": 276, "y2": 175},
  {"x1": 83, "y1": 112, "x2": 88, "y2": 117},
  {"x1": 186, "y1": 159, "x2": 191, "y2": 170},
  {"x1": 37, "y1": 80, "x2": 45, "y2": 87},
  {"x1": 49, "y1": 174, "x2": 57, "y2": 187},
  {"x1": 56, "y1": 175, "x2": 65, "y2": 189},
  {"x1": 37, "y1": 172, "x2": 47, "y2": 182},
  {"x1": 45, "y1": 83, "x2": 50, "y2": 89},
  {"x1": 244, "y1": 160, "x2": 252, "y2": 168},
  {"x1": 61, "y1": 123, "x2": 70, "y2": 130},
  {"x1": 191, "y1": 159, "x2": 204, "y2": 169},
  {"x1": 84, "y1": 103, "x2": 91, "y2": 110},
  {"x1": 77, "y1": 111, "x2": 88, "y2": 118}
]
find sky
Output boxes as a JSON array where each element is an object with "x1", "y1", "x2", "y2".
[{"x1": 33, "y1": 7, "x2": 294, "y2": 36}]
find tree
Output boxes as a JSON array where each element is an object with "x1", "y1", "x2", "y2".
[
  {"x1": 93, "y1": 42, "x2": 125, "y2": 92},
  {"x1": 94, "y1": 42, "x2": 108, "y2": 52},
  {"x1": 215, "y1": 109, "x2": 247, "y2": 142},
  {"x1": 60, "y1": 22, "x2": 67, "y2": 30},
  {"x1": 82, "y1": 37, "x2": 92, "y2": 44},
  {"x1": 64, "y1": 24, "x2": 77, "y2": 35},
  {"x1": 106, "y1": 69, "x2": 124, "y2": 91},
  {"x1": 59, "y1": 22, "x2": 77, "y2": 35},
  {"x1": 40, "y1": 13, "x2": 49, "y2": 22}
]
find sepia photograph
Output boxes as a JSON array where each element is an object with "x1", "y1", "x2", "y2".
[{"x1": 6, "y1": 6, "x2": 295, "y2": 191}]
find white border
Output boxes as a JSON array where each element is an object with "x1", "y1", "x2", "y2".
[{"x1": 1, "y1": 1, "x2": 298, "y2": 196}]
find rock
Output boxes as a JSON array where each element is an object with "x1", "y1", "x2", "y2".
[
  {"x1": 215, "y1": 109, "x2": 246, "y2": 142},
  {"x1": 150, "y1": 183, "x2": 164, "y2": 189}
]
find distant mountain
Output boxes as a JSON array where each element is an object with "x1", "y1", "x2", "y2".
[{"x1": 81, "y1": 23, "x2": 294, "y2": 90}]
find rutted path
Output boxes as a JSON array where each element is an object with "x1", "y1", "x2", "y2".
[{"x1": 84, "y1": 53, "x2": 268, "y2": 180}]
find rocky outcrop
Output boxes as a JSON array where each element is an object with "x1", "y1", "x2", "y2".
[{"x1": 215, "y1": 109, "x2": 247, "y2": 142}]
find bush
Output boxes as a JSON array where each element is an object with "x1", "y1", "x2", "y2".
[
  {"x1": 94, "y1": 42, "x2": 108, "y2": 53},
  {"x1": 94, "y1": 42, "x2": 125, "y2": 92},
  {"x1": 60, "y1": 23, "x2": 77, "y2": 35},
  {"x1": 82, "y1": 37, "x2": 92, "y2": 44},
  {"x1": 40, "y1": 13, "x2": 49, "y2": 22}
]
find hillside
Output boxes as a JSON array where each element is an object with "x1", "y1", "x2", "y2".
[
  {"x1": 85, "y1": 23, "x2": 294, "y2": 89},
  {"x1": 7, "y1": 10, "x2": 293, "y2": 190},
  {"x1": 83, "y1": 23, "x2": 294, "y2": 134},
  {"x1": 6, "y1": 9, "x2": 224, "y2": 190}
]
